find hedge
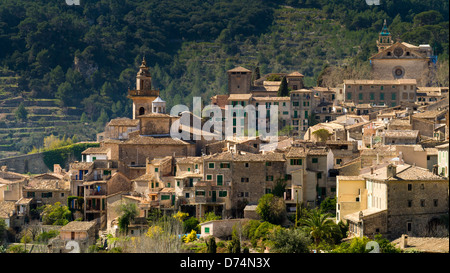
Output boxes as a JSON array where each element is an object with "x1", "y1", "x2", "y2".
[{"x1": 42, "y1": 142, "x2": 99, "y2": 170}]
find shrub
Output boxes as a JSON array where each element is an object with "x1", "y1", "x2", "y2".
[
  {"x1": 184, "y1": 230, "x2": 197, "y2": 243},
  {"x1": 268, "y1": 228, "x2": 311, "y2": 253}
]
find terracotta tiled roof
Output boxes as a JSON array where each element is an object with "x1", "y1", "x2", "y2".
[
  {"x1": 138, "y1": 113, "x2": 173, "y2": 118},
  {"x1": 286, "y1": 147, "x2": 307, "y2": 158},
  {"x1": 82, "y1": 147, "x2": 110, "y2": 154},
  {"x1": 227, "y1": 66, "x2": 251, "y2": 72},
  {"x1": 204, "y1": 151, "x2": 285, "y2": 162},
  {"x1": 60, "y1": 221, "x2": 96, "y2": 232},
  {"x1": 383, "y1": 130, "x2": 419, "y2": 138},
  {"x1": 70, "y1": 161, "x2": 94, "y2": 170},
  {"x1": 287, "y1": 71, "x2": 304, "y2": 77},
  {"x1": 344, "y1": 79, "x2": 417, "y2": 85},
  {"x1": 227, "y1": 94, "x2": 253, "y2": 101},
  {"x1": 307, "y1": 147, "x2": 329, "y2": 156},
  {"x1": 175, "y1": 157, "x2": 203, "y2": 164},
  {"x1": 412, "y1": 110, "x2": 447, "y2": 119},
  {"x1": 362, "y1": 164, "x2": 446, "y2": 181},
  {"x1": 25, "y1": 179, "x2": 70, "y2": 191},
  {"x1": 107, "y1": 118, "x2": 139, "y2": 127},
  {"x1": 105, "y1": 135, "x2": 191, "y2": 145}
]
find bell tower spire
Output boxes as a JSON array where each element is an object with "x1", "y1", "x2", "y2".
[
  {"x1": 376, "y1": 19, "x2": 393, "y2": 52},
  {"x1": 128, "y1": 57, "x2": 160, "y2": 119}
]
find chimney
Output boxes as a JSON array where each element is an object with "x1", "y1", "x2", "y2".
[
  {"x1": 387, "y1": 164, "x2": 397, "y2": 178},
  {"x1": 400, "y1": 234, "x2": 408, "y2": 249},
  {"x1": 370, "y1": 167, "x2": 374, "y2": 174}
]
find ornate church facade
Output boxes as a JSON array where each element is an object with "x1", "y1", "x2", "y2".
[{"x1": 370, "y1": 20, "x2": 437, "y2": 86}]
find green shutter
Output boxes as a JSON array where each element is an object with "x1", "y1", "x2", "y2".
[{"x1": 217, "y1": 175, "x2": 223, "y2": 186}]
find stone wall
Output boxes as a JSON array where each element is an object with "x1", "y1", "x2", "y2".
[
  {"x1": 0, "y1": 153, "x2": 49, "y2": 174},
  {"x1": 372, "y1": 58, "x2": 430, "y2": 86},
  {"x1": 387, "y1": 180, "x2": 449, "y2": 239}
]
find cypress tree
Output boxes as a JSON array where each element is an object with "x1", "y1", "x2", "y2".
[{"x1": 278, "y1": 76, "x2": 289, "y2": 97}]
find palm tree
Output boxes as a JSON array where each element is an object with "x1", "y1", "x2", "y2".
[
  {"x1": 299, "y1": 208, "x2": 340, "y2": 252},
  {"x1": 117, "y1": 203, "x2": 138, "y2": 235}
]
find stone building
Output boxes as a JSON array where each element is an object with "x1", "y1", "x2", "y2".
[
  {"x1": 290, "y1": 89, "x2": 313, "y2": 136},
  {"x1": 370, "y1": 20, "x2": 437, "y2": 86},
  {"x1": 23, "y1": 176, "x2": 70, "y2": 207},
  {"x1": 343, "y1": 79, "x2": 417, "y2": 107},
  {"x1": 128, "y1": 58, "x2": 160, "y2": 119},
  {"x1": 436, "y1": 142, "x2": 448, "y2": 178},
  {"x1": 48, "y1": 221, "x2": 97, "y2": 253},
  {"x1": 382, "y1": 130, "x2": 420, "y2": 145},
  {"x1": 83, "y1": 172, "x2": 131, "y2": 227},
  {"x1": 340, "y1": 163, "x2": 449, "y2": 239},
  {"x1": 0, "y1": 166, "x2": 29, "y2": 202}
]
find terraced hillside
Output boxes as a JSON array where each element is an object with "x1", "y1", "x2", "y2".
[{"x1": 0, "y1": 68, "x2": 97, "y2": 158}]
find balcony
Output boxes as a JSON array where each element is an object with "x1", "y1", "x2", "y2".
[{"x1": 85, "y1": 188, "x2": 107, "y2": 197}]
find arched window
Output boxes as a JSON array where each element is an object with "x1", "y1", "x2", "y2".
[{"x1": 139, "y1": 107, "x2": 145, "y2": 116}]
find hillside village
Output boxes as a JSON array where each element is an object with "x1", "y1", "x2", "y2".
[{"x1": 0, "y1": 21, "x2": 448, "y2": 254}]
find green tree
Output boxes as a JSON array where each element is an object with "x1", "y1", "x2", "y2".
[
  {"x1": 117, "y1": 203, "x2": 138, "y2": 235},
  {"x1": 414, "y1": 10, "x2": 444, "y2": 27},
  {"x1": 0, "y1": 219, "x2": 7, "y2": 243},
  {"x1": 55, "y1": 82, "x2": 74, "y2": 107},
  {"x1": 312, "y1": 128, "x2": 331, "y2": 142},
  {"x1": 332, "y1": 236, "x2": 371, "y2": 253},
  {"x1": 272, "y1": 178, "x2": 287, "y2": 198},
  {"x1": 96, "y1": 109, "x2": 109, "y2": 128},
  {"x1": 14, "y1": 102, "x2": 28, "y2": 121},
  {"x1": 256, "y1": 194, "x2": 286, "y2": 225},
  {"x1": 319, "y1": 197, "x2": 336, "y2": 216},
  {"x1": 41, "y1": 202, "x2": 71, "y2": 226},
  {"x1": 227, "y1": 225, "x2": 241, "y2": 253},
  {"x1": 183, "y1": 217, "x2": 200, "y2": 234},
  {"x1": 200, "y1": 211, "x2": 221, "y2": 222},
  {"x1": 299, "y1": 208, "x2": 341, "y2": 251},
  {"x1": 374, "y1": 234, "x2": 401, "y2": 253},
  {"x1": 277, "y1": 76, "x2": 289, "y2": 97},
  {"x1": 205, "y1": 236, "x2": 217, "y2": 253},
  {"x1": 269, "y1": 228, "x2": 311, "y2": 253}
]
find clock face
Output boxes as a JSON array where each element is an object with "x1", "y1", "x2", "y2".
[{"x1": 394, "y1": 47, "x2": 403, "y2": 57}]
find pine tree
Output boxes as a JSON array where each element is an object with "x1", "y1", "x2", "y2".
[{"x1": 14, "y1": 102, "x2": 28, "y2": 121}]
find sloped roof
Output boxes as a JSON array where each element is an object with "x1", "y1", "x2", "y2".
[
  {"x1": 287, "y1": 71, "x2": 304, "y2": 77},
  {"x1": 362, "y1": 164, "x2": 446, "y2": 181},
  {"x1": 383, "y1": 130, "x2": 419, "y2": 139},
  {"x1": 107, "y1": 118, "x2": 139, "y2": 127},
  {"x1": 82, "y1": 147, "x2": 110, "y2": 155},
  {"x1": 24, "y1": 179, "x2": 70, "y2": 191},
  {"x1": 227, "y1": 66, "x2": 251, "y2": 72},
  {"x1": 286, "y1": 147, "x2": 307, "y2": 158},
  {"x1": 60, "y1": 221, "x2": 96, "y2": 232}
]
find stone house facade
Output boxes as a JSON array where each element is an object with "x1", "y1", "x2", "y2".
[{"x1": 341, "y1": 163, "x2": 449, "y2": 240}]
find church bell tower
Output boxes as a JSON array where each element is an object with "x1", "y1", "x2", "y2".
[
  {"x1": 128, "y1": 57, "x2": 160, "y2": 119},
  {"x1": 376, "y1": 19, "x2": 394, "y2": 52}
]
